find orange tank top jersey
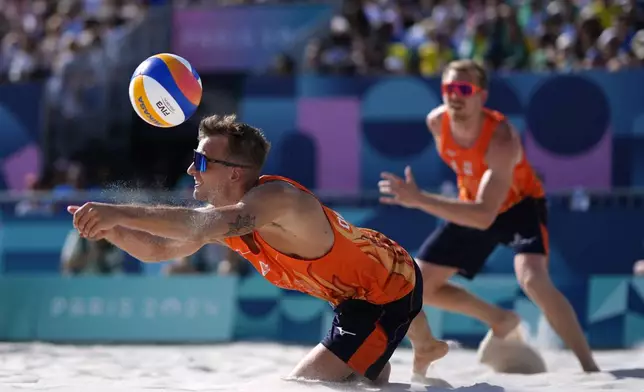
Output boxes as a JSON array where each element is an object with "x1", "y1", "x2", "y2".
[
  {"x1": 224, "y1": 175, "x2": 416, "y2": 307},
  {"x1": 437, "y1": 108, "x2": 545, "y2": 213}
]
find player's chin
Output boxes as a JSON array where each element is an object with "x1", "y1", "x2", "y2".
[
  {"x1": 449, "y1": 108, "x2": 470, "y2": 121},
  {"x1": 192, "y1": 189, "x2": 206, "y2": 201}
]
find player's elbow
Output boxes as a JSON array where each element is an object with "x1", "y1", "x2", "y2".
[
  {"x1": 132, "y1": 245, "x2": 174, "y2": 263},
  {"x1": 470, "y1": 207, "x2": 497, "y2": 230},
  {"x1": 473, "y1": 215, "x2": 495, "y2": 230},
  {"x1": 184, "y1": 230, "x2": 208, "y2": 245},
  {"x1": 135, "y1": 251, "x2": 168, "y2": 263}
]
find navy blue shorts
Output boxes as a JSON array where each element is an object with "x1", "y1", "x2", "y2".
[
  {"x1": 416, "y1": 197, "x2": 549, "y2": 279},
  {"x1": 321, "y1": 262, "x2": 423, "y2": 381}
]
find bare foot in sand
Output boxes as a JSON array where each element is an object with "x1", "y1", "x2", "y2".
[
  {"x1": 412, "y1": 339, "x2": 449, "y2": 377},
  {"x1": 491, "y1": 311, "x2": 521, "y2": 339}
]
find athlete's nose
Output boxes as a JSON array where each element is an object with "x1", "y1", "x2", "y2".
[
  {"x1": 187, "y1": 162, "x2": 197, "y2": 176},
  {"x1": 448, "y1": 91, "x2": 462, "y2": 101}
]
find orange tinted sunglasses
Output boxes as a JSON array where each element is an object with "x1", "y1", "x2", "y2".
[{"x1": 441, "y1": 82, "x2": 483, "y2": 97}]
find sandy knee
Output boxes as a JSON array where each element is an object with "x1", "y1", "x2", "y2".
[{"x1": 372, "y1": 362, "x2": 391, "y2": 385}]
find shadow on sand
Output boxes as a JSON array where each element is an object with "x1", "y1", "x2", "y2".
[
  {"x1": 609, "y1": 368, "x2": 644, "y2": 380},
  {"x1": 290, "y1": 378, "x2": 505, "y2": 392},
  {"x1": 365, "y1": 382, "x2": 505, "y2": 392}
]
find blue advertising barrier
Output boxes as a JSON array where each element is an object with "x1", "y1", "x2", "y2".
[
  {"x1": 235, "y1": 274, "x2": 644, "y2": 349},
  {"x1": 0, "y1": 276, "x2": 237, "y2": 342},
  {"x1": 2, "y1": 203, "x2": 642, "y2": 277},
  {"x1": 228, "y1": 70, "x2": 644, "y2": 193},
  {"x1": 4, "y1": 71, "x2": 643, "y2": 193},
  {"x1": 0, "y1": 274, "x2": 641, "y2": 349}
]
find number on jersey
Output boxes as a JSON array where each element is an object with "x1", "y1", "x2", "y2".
[{"x1": 450, "y1": 160, "x2": 473, "y2": 176}]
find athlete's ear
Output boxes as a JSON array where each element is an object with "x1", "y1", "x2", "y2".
[{"x1": 230, "y1": 167, "x2": 242, "y2": 182}]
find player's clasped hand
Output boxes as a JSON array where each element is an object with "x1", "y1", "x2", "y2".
[
  {"x1": 66, "y1": 202, "x2": 121, "y2": 239},
  {"x1": 378, "y1": 166, "x2": 422, "y2": 208}
]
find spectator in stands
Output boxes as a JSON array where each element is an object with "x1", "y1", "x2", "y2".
[
  {"x1": 14, "y1": 173, "x2": 55, "y2": 217},
  {"x1": 554, "y1": 33, "x2": 577, "y2": 71},
  {"x1": 457, "y1": 17, "x2": 490, "y2": 66},
  {"x1": 60, "y1": 229, "x2": 124, "y2": 275},
  {"x1": 635, "y1": 259, "x2": 644, "y2": 276},
  {"x1": 416, "y1": 23, "x2": 456, "y2": 76},
  {"x1": 306, "y1": 15, "x2": 362, "y2": 75},
  {"x1": 269, "y1": 53, "x2": 295, "y2": 75},
  {"x1": 217, "y1": 248, "x2": 252, "y2": 276},
  {"x1": 631, "y1": 29, "x2": 644, "y2": 63},
  {"x1": 483, "y1": 5, "x2": 530, "y2": 72},
  {"x1": 591, "y1": 0, "x2": 623, "y2": 29},
  {"x1": 51, "y1": 161, "x2": 88, "y2": 198}
]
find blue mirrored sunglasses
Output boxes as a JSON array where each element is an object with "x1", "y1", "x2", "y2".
[{"x1": 193, "y1": 150, "x2": 252, "y2": 172}]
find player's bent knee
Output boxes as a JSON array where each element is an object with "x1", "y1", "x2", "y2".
[
  {"x1": 514, "y1": 254, "x2": 551, "y2": 294},
  {"x1": 415, "y1": 259, "x2": 456, "y2": 278},
  {"x1": 342, "y1": 362, "x2": 390, "y2": 385},
  {"x1": 415, "y1": 259, "x2": 455, "y2": 290},
  {"x1": 372, "y1": 362, "x2": 391, "y2": 385},
  {"x1": 288, "y1": 344, "x2": 354, "y2": 382}
]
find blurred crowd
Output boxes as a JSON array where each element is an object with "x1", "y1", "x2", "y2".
[
  {"x1": 3, "y1": 0, "x2": 643, "y2": 82},
  {"x1": 305, "y1": 0, "x2": 644, "y2": 75},
  {"x1": 0, "y1": 0, "x2": 148, "y2": 84}
]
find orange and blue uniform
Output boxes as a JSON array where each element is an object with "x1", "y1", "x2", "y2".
[
  {"x1": 224, "y1": 175, "x2": 422, "y2": 380},
  {"x1": 417, "y1": 108, "x2": 549, "y2": 279}
]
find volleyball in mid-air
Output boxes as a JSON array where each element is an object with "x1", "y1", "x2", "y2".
[{"x1": 129, "y1": 53, "x2": 202, "y2": 128}]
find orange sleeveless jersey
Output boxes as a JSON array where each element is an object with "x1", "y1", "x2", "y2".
[
  {"x1": 224, "y1": 175, "x2": 416, "y2": 306},
  {"x1": 437, "y1": 108, "x2": 545, "y2": 213}
]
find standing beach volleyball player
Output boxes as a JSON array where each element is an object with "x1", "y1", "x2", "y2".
[
  {"x1": 67, "y1": 114, "x2": 449, "y2": 384},
  {"x1": 378, "y1": 60, "x2": 599, "y2": 372}
]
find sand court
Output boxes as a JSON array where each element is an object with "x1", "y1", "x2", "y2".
[{"x1": 0, "y1": 342, "x2": 642, "y2": 392}]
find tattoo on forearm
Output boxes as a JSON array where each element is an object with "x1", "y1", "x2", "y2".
[{"x1": 225, "y1": 214, "x2": 256, "y2": 236}]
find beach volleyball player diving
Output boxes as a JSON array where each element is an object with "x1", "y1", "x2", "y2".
[
  {"x1": 378, "y1": 59, "x2": 599, "y2": 373},
  {"x1": 67, "y1": 114, "x2": 450, "y2": 384}
]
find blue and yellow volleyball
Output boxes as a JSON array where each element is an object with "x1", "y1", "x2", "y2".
[{"x1": 129, "y1": 53, "x2": 202, "y2": 128}]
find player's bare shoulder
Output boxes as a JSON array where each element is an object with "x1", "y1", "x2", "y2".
[
  {"x1": 248, "y1": 180, "x2": 309, "y2": 209},
  {"x1": 487, "y1": 120, "x2": 522, "y2": 168},
  {"x1": 426, "y1": 105, "x2": 447, "y2": 137},
  {"x1": 252, "y1": 179, "x2": 330, "y2": 240},
  {"x1": 249, "y1": 180, "x2": 320, "y2": 221}
]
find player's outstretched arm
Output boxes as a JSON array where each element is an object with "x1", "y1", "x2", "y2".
[
  {"x1": 68, "y1": 181, "x2": 301, "y2": 243},
  {"x1": 67, "y1": 205, "x2": 205, "y2": 262},
  {"x1": 379, "y1": 121, "x2": 521, "y2": 230},
  {"x1": 102, "y1": 227, "x2": 204, "y2": 262}
]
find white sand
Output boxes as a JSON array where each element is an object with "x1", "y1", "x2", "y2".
[{"x1": 0, "y1": 342, "x2": 643, "y2": 392}]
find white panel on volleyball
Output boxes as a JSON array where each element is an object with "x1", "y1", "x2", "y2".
[{"x1": 142, "y1": 75, "x2": 186, "y2": 126}]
